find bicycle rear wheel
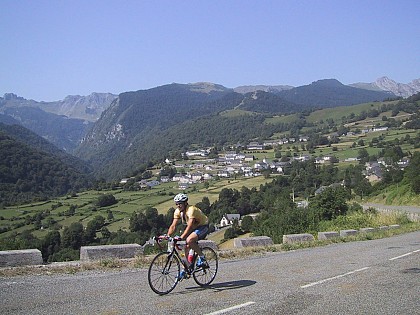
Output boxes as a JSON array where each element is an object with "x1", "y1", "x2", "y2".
[
  {"x1": 193, "y1": 247, "x2": 218, "y2": 286},
  {"x1": 148, "y1": 252, "x2": 180, "y2": 295}
]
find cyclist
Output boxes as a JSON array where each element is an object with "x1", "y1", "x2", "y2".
[{"x1": 167, "y1": 193, "x2": 209, "y2": 278}]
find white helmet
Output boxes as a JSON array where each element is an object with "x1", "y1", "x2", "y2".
[{"x1": 174, "y1": 193, "x2": 188, "y2": 203}]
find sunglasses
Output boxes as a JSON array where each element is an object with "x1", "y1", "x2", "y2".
[{"x1": 175, "y1": 202, "x2": 185, "y2": 206}]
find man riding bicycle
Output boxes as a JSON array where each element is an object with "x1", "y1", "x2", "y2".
[{"x1": 167, "y1": 193, "x2": 209, "y2": 278}]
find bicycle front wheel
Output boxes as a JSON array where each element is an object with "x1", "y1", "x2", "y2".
[
  {"x1": 193, "y1": 246, "x2": 218, "y2": 286},
  {"x1": 148, "y1": 252, "x2": 180, "y2": 295}
]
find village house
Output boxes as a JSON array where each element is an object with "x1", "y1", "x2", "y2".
[
  {"x1": 224, "y1": 151, "x2": 237, "y2": 160},
  {"x1": 247, "y1": 142, "x2": 264, "y2": 150},
  {"x1": 159, "y1": 176, "x2": 170, "y2": 183},
  {"x1": 172, "y1": 174, "x2": 183, "y2": 182},
  {"x1": 372, "y1": 127, "x2": 388, "y2": 132},
  {"x1": 263, "y1": 140, "x2": 280, "y2": 147},
  {"x1": 315, "y1": 156, "x2": 334, "y2": 164},
  {"x1": 203, "y1": 173, "x2": 213, "y2": 180},
  {"x1": 185, "y1": 150, "x2": 208, "y2": 157},
  {"x1": 219, "y1": 214, "x2": 241, "y2": 227},
  {"x1": 271, "y1": 162, "x2": 284, "y2": 174},
  {"x1": 364, "y1": 161, "x2": 383, "y2": 182},
  {"x1": 119, "y1": 177, "x2": 132, "y2": 184},
  {"x1": 189, "y1": 172, "x2": 203, "y2": 182},
  {"x1": 230, "y1": 159, "x2": 243, "y2": 167},
  {"x1": 244, "y1": 154, "x2": 254, "y2": 162},
  {"x1": 397, "y1": 157, "x2": 410, "y2": 169},
  {"x1": 217, "y1": 170, "x2": 230, "y2": 178},
  {"x1": 294, "y1": 155, "x2": 310, "y2": 162},
  {"x1": 179, "y1": 175, "x2": 191, "y2": 184},
  {"x1": 254, "y1": 161, "x2": 268, "y2": 170},
  {"x1": 146, "y1": 180, "x2": 160, "y2": 187},
  {"x1": 344, "y1": 157, "x2": 359, "y2": 162},
  {"x1": 241, "y1": 166, "x2": 253, "y2": 175}
]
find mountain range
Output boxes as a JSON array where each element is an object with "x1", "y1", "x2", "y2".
[
  {"x1": 1, "y1": 76, "x2": 419, "y2": 182},
  {"x1": 2, "y1": 76, "x2": 418, "y2": 122},
  {"x1": 75, "y1": 79, "x2": 397, "y2": 179},
  {"x1": 1, "y1": 92, "x2": 117, "y2": 122},
  {"x1": 349, "y1": 77, "x2": 420, "y2": 98}
]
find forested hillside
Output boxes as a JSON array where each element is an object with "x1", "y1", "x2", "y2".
[
  {"x1": 0, "y1": 124, "x2": 92, "y2": 206},
  {"x1": 277, "y1": 79, "x2": 394, "y2": 107},
  {"x1": 0, "y1": 107, "x2": 92, "y2": 152},
  {"x1": 75, "y1": 81, "x2": 396, "y2": 180}
]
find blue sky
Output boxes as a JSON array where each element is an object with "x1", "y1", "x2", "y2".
[{"x1": 1, "y1": 0, "x2": 419, "y2": 101}]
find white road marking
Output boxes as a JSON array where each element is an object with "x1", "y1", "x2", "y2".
[
  {"x1": 389, "y1": 249, "x2": 420, "y2": 261},
  {"x1": 300, "y1": 267, "x2": 370, "y2": 289},
  {"x1": 204, "y1": 301, "x2": 256, "y2": 315}
]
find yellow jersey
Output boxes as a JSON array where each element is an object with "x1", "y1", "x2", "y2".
[{"x1": 174, "y1": 205, "x2": 209, "y2": 226}]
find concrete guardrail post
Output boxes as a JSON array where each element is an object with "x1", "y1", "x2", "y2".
[{"x1": 0, "y1": 249, "x2": 43, "y2": 267}]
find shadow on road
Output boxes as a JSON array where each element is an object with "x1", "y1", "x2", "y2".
[{"x1": 184, "y1": 279, "x2": 257, "y2": 293}]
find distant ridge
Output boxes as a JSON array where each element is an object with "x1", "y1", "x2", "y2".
[
  {"x1": 349, "y1": 76, "x2": 420, "y2": 98},
  {"x1": 234, "y1": 85, "x2": 293, "y2": 94},
  {"x1": 276, "y1": 79, "x2": 394, "y2": 108},
  {"x1": 0, "y1": 92, "x2": 117, "y2": 122}
]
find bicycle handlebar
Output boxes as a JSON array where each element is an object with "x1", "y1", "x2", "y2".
[{"x1": 153, "y1": 235, "x2": 183, "y2": 250}]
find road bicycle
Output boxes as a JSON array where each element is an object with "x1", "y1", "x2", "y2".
[{"x1": 147, "y1": 235, "x2": 218, "y2": 295}]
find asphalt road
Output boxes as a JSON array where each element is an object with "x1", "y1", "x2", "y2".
[{"x1": 1, "y1": 231, "x2": 419, "y2": 315}]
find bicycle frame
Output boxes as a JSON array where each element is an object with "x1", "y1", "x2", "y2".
[{"x1": 155, "y1": 235, "x2": 188, "y2": 263}]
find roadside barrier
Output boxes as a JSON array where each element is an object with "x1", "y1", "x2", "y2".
[
  {"x1": 80, "y1": 244, "x2": 143, "y2": 261},
  {"x1": 0, "y1": 249, "x2": 43, "y2": 267},
  {"x1": 0, "y1": 225, "x2": 403, "y2": 267}
]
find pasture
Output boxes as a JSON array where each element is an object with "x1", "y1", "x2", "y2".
[{"x1": 0, "y1": 176, "x2": 274, "y2": 240}]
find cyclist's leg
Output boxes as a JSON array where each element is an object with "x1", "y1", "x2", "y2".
[
  {"x1": 186, "y1": 225, "x2": 209, "y2": 264},
  {"x1": 186, "y1": 232, "x2": 202, "y2": 257}
]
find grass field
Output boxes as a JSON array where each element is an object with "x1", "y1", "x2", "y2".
[{"x1": 0, "y1": 176, "x2": 275, "y2": 240}]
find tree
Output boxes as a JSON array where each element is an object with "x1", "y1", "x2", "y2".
[
  {"x1": 310, "y1": 186, "x2": 350, "y2": 220},
  {"x1": 196, "y1": 197, "x2": 211, "y2": 215},
  {"x1": 41, "y1": 230, "x2": 61, "y2": 262},
  {"x1": 95, "y1": 194, "x2": 117, "y2": 207},
  {"x1": 251, "y1": 191, "x2": 313, "y2": 243},
  {"x1": 241, "y1": 215, "x2": 254, "y2": 232},
  {"x1": 62, "y1": 222, "x2": 84, "y2": 250},
  {"x1": 404, "y1": 152, "x2": 420, "y2": 193},
  {"x1": 85, "y1": 215, "x2": 106, "y2": 243},
  {"x1": 223, "y1": 227, "x2": 238, "y2": 240},
  {"x1": 358, "y1": 148, "x2": 370, "y2": 164}
]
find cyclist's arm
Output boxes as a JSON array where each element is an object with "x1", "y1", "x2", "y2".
[{"x1": 167, "y1": 218, "x2": 179, "y2": 236}]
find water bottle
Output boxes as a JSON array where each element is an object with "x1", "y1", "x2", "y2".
[
  {"x1": 187, "y1": 249, "x2": 194, "y2": 263},
  {"x1": 167, "y1": 239, "x2": 174, "y2": 253}
]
